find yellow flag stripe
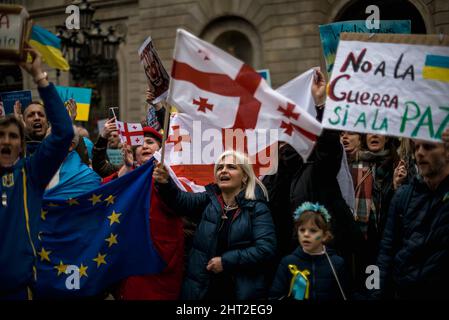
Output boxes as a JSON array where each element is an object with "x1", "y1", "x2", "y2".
[
  {"x1": 423, "y1": 66, "x2": 449, "y2": 83},
  {"x1": 29, "y1": 40, "x2": 70, "y2": 71},
  {"x1": 75, "y1": 103, "x2": 90, "y2": 122}
]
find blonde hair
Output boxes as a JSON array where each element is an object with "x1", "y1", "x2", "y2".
[{"x1": 214, "y1": 150, "x2": 269, "y2": 201}]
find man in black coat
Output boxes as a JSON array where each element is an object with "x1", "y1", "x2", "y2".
[{"x1": 376, "y1": 138, "x2": 449, "y2": 299}]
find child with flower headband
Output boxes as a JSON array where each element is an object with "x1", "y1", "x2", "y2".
[{"x1": 270, "y1": 202, "x2": 348, "y2": 300}]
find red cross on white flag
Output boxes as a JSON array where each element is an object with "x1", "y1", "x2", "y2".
[
  {"x1": 116, "y1": 121, "x2": 144, "y2": 146},
  {"x1": 168, "y1": 29, "x2": 322, "y2": 160}
]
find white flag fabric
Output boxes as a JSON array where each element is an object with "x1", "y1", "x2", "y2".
[
  {"x1": 168, "y1": 29, "x2": 322, "y2": 161},
  {"x1": 276, "y1": 68, "x2": 356, "y2": 211},
  {"x1": 116, "y1": 121, "x2": 144, "y2": 146},
  {"x1": 160, "y1": 113, "x2": 278, "y2": 192},
  {"x1": 276, "y1": 68, "x2": 317, "y2": 118}
]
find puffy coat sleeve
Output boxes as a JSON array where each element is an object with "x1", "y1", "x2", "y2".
[
  {"x1": 221, "y1": 202, "x2": 277, "y2": 271},
  {"x1": 269, "y1": 257, "x2": 292, "y2": 299},
  {"x1": 27, "y1": 83, "x2": 74, "y2": 190},
  {"x1": 375, "y1": 185, "x2": 408, "y2": 297},
  {"x1": 155, "y1": 177, "x2": 209, "y2": 219},
  {"x1": 92, "y1": 136, "x2": 121, "y2": 178}
]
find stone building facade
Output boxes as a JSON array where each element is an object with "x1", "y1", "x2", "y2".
[{"x1": 1, "y1": 0, "x2": 449, "y2": 128}]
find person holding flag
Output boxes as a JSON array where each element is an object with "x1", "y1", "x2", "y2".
[
  {"x1": 153, "y1": 150, "x2": 277, "y2": 300},
  {"x1": 0, "y1": 45, "x2": 73, "y2": 300},
  {"x1": 100, "y1": 124, "x2": 185, "y2": 300}
]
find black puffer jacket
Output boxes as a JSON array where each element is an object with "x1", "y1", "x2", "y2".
[
  {"x1": 270, "y1": 247, "x2": 347, "y2": 300},
  {"x1": 155, "y1": 179, "x2": 277, "y2": 300},
  {"x1": 376, "y1": 175, "x2": 449, "y2": 299}
]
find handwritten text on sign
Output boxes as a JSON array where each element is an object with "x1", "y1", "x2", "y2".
[{"x1": 323, "y1": 38, "x2": 449, "y2": 142}]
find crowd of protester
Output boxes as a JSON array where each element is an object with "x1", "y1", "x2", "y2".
[{"x1": 1, "y1": 44, "x2": 448, "y2": 301}]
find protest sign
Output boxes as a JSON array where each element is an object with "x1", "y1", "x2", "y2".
[
  {"x1": 319, "y1": 20, "x2": 411, "y2": 74},
  {"x1": 0, "y1": 90, "x2": 31, "y2": 114},
  {"x1": 55, "y1": 86, "x2": 92, "y2": 121},
  {"x1": 0, "y1": 4, "x2": 31, "y2": 62},
  {"x1": 323, "y1": 33, "x2": 449, "y2": 143},
  {"x1": 138, "y1": 36, "x2": 170, "y2": 104}
]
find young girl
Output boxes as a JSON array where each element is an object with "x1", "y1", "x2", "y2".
[{"x1": 270, "y1": 202, "x2": 347, "y2": 300}]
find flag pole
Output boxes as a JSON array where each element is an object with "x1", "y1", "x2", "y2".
[{"x1": 159, "y1": 101, "x2": 171, "y2": 167}]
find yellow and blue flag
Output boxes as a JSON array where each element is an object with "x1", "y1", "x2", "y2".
[
  {"x1": 30, "y1": 25, "x2": 70, "y2": 71},
  {"x1": 34, "y1": 161, "x2": 166, "y2": 298},
  {"x1": 56, "y1": 86, "x2": 92, "y2": 122},
  {"x1": 423, "y1": 54, "x2": 449, "y2": 83}
]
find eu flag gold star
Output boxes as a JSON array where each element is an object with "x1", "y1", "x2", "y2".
[
  {"x1": 88, "y1": 194, "x2": 103, "y2": 206},
  {"x1": 54, "y1": 261, "x2": 67, "y2": 276},
  {"x1": 41, "y1": 209, "x2": 48, "y2": 221},
  {"x1": 79, "y1": 264, "x2": 88, "y2": 277},
  {"x1": 105, "y1": 233, "x2": 118, "y2": 247},
  {"x1": 108, "y1": 210, "x2": 122, "y2": 226},
  {"x1": 93, "y1": 253, "x2": 107, "y2": 268},
  {"x1": 67, "y1": 198, "x2": 79, "y2": 206},
  {"x1": 104, "y1": 195, "x2": 115, "y2": 206},
  {"x1": 38, "y1": 247, "x2": 51, "y2": 262}
]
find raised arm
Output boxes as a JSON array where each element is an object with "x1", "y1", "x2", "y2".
[
  {"x1": 21, "y1": 46, "x2": 73, "y2": 190},
  {"x1": 92, "y1": 117, "x2": 121, "y2": 177}
]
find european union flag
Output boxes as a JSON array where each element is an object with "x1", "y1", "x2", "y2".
[{"x1": 34, "y1": 161, "x2": 165, "y2": 298}]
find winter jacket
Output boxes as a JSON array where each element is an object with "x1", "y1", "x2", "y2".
[
  {"x1": 155, "y1": 179, "x2": 277, "y2": 300},
  {"x1": 92, "y1": 136, "x2": 121, "y2": 178},
  {"x1": 270, "y1": 247, "x2": 347, "y2": 300},
  {"x1": 376, "y1": 175, "x2": 449, "y2": 299},
  {"x1": 0, "y1": 83, "x2": 73, "y2": 296}
]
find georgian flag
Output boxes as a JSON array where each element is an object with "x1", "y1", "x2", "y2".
[
  {"x1": 160, "y1": 113, "x2": 278, "y2": 192},
  {"x1": 116, "y1": 121, "x2": 144, "y2": 146},
  {"x1": 168, "y1": 29, "x2": 323, "y2": 160}
]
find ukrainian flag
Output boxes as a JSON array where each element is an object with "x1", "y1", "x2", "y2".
[
  {"x1": 56, "y1": 86, "x2": 92, "y2": 121},
  {"x1": 30, "y1": 25, "x2": 70, "y2": 71},
  {"x1": 423, "y1": 54, "x2": 449, "y2": 83}
]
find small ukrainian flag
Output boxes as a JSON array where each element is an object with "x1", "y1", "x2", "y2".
[
  {"x1": 30, "y1": 25, "x2": 70, "y2": 71},
  {"x1": 422, "y1": 54, "x2": 449, "y2": 83}
]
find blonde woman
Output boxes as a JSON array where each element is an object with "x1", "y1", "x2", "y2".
[{"x1": 153, "y1": 150, "x2": 277, "y2": 300}]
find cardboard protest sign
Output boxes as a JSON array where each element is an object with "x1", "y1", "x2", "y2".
[
  {"x1": 323, "y1": 33, "x2": 449, "y2": 143},
  {"x1": 319, "y1": 20, "x2": 411, "y2": 74},
  {"x1": 0, "y1": 90, "x2": 31, "y2": 114},
  {"x1": 55, "y1": 86, "x2": 92, "y2": 121},
  {"x1": 138, "y1": 36, "x2": 170, "y2": 104},
  {"x1": 0, "y1": 4, "x2": 31, "y2": 62},
  {"x1": 258, "y1": 69, "x2": 271, "y2": 87}
]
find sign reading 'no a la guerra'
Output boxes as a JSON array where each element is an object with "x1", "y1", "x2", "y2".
[{"x1": 323, "y1": 33, "x2": 449, "y2": 143}]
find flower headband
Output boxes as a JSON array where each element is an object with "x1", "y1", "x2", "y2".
[{"x1": 293, "y1": 202, "x2": 331, "y2": 223}]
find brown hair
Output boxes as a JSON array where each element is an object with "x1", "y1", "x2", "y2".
[
  {"x1": 294, "y1": 211, "x2": 333, "y2": 244},
  {"x1": 0, "y1": 115, "x2": 26, "y2": 158}
]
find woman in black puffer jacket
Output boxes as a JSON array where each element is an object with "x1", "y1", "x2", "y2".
[{"x1": 154, "y1": 150, "x2": 277, "y2": 300}]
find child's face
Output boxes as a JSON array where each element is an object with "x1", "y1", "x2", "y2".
[{"x1": 298, "y1": 220, "x2": 325, "y2": 254}]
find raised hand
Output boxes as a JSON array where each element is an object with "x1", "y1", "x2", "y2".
[
  {"x1": 393, "y1": 159, "x2": 408, "y2": 190},
  {"x1": 101, "y1": 117, "x2": 118, "y2": 139},
  {"x1": 65, "y1": 99, "x2": 78, "y2": 121},
  {"x1": 122, "y1": 143, "x2": 134, "y2": 168},
  {"x1": 153, "y1": 163, "x2": 169, "y2": 184},
  {"x1": 312, "y1": 68, "x2": 326, "y2": 106},
  {"x1": 13, "y1": 100, "x2": 25, "y2": 126}
]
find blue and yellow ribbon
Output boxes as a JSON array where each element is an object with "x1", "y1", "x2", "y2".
[{"x1": 288, "y1": 264, "x2": 310, "y2": 300}]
